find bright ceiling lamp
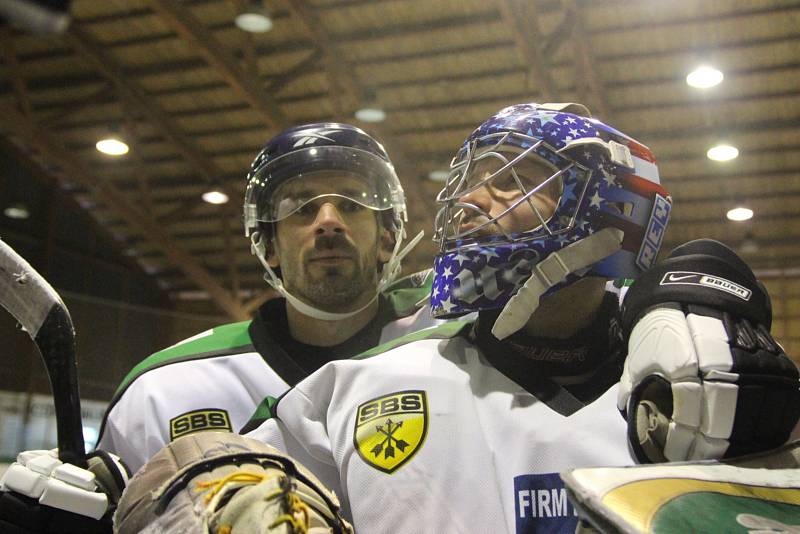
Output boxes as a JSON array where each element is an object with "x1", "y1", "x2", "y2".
[
  {"x1": 354, "y1": 107, "x2": 386, "y2": 123},
  {"x1": 202, "y1": 189, "x2": 229, "y2": 205},
  {"x1": 686, "y1": 65, "x2": 724, "y2": 89},
  {"x1": 355, "y1": 88, "x2": 386, "y2": 123},
  {"x1": 428, "y1": 170, "x2": 449, "y2": 182},
  {"x1": 235, "y1": 1, "x2": 273, "y2": 33},
  {"x1": 96, "y1": 137, "x2": 129, "y2": 156},
  {"x1": 707, "y1": 144, "x2": 739, "y2": 162},
  {"x1": 726, "y1": 207, "x2": 753, "y2": 222},
  {"x1": 4, "y1": 203, "x2": 30, "y2": 219}
]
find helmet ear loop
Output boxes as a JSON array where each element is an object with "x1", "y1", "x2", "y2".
[
  {"x1": 377, "y1": 217, "x2": 425, "y2": 294},
  {"x1": 250, "y1": 231, "x2": 284, "y2": 292}
]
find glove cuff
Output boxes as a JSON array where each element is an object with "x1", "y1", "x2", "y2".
[
  {"x1": 86, "y1": 450, "x2": 130, "y2": 506},
  {"x1": 621, "y1": 243, "x2": 770, "y2": 337}
]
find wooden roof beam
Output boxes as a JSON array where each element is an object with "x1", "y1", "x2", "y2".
[
  {"x1": 0, "y1": 27, "x2": 32, "y2": 118},
  {"x1": 265, "y1": 49, "x2": 324, "y2": 93},
  {"x1": 277, "y1": 0, "x2": 362, "y2": 117},
  {"x1": 0, "y1": 104, "x2": 249, "y2": 320},
  {"x1": 146, "y1": 0, "x2": 286, "y2": 129},
  {"x1": 561, "y1": 0, "x2": 610, "y2": 119},
  {"x1": 495, "y1": 0, "x2": 557, "y2": 100},
  {"x1": 39, "y1": 83, "x2": 116, "y2": 127},
  {"x1": 120, "y1": 110, "x2": 155, "y2": 214},
  {"x1": 64, "y1": 24, "x2": 239, "y2": 217},
  {"x1": 220, "y1": 211, "x2": 240, "y2": 298}
]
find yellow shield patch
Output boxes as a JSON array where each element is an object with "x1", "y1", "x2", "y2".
[{"x1": 354, "y1": 390, "x2": 428, "y2": 474}]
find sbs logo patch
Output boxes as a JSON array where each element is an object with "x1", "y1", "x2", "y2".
[
  {"x1": 353, "y1": 390, "x2": 428, "y2": 474},
  {"x1": 169, "y1": 408, "x2": 232, "y2": 441}
]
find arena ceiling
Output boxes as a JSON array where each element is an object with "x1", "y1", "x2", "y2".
[{"x1": 1, "y1": 0, "x2": 799, "y2": 338}]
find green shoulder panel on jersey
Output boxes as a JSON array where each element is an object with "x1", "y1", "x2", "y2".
[
  {"x1": 353, "y1": 317, "x2": 474, "y2": 360},
  {"x1": 114, "y1": 320, "x2": 254, "y2": 397},
  {"x1": 240, "y1": 395, "x2": 280, "y2": 434},
  {"x1": 382, "y1": 269, "x2": 434, "y2": 316},
  {"x1": 240, "y1": 319, "x2": 473, "y2": 434}
]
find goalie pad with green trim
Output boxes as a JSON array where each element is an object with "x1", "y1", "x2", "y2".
[{"x1": 562, "y1": 440, "x2": 800, "y2": 534}]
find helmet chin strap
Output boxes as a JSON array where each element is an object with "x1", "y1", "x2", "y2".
[
  {"x1": 491, "y1": 227, "x2": 624, "y2": 340},
  {"x1": 250, "y1": 228, "x2": 424, "y2": 322},
  {"x1": 378, "y1": 227, "x2": 425, "y2": 293}
]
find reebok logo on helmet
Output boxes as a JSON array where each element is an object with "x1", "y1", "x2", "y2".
[{"x1": 292, "y1": 131, "x2": 337, "y2": 147}]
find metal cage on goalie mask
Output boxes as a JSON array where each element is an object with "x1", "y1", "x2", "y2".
[
  {"x1": 243, "y1": 123, "x2": 407, "y2": 238},
  {"x1": 430, "y1": 103, "x2": 673, "y2": 318}
]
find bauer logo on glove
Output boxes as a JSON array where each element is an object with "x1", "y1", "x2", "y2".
[{"x1": 659, "y1": 270, "x2": 752, "y2": 301}]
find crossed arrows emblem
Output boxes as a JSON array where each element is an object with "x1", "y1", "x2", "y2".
[{"x1": 370, "y1": 418, "x2": 410, "y2": 459}]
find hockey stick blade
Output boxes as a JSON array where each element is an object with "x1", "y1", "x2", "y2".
[{"x1": 0, "y1": 238, "x2": 87, "y2": 467}]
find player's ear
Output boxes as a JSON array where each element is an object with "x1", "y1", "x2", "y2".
[{"x1": 377, "y1": 228, "x2": 394, "y2": 264}]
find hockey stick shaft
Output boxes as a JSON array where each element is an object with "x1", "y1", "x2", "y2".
[{"x1": 0, "y1": 239, "x2": 87, "y2": 467}]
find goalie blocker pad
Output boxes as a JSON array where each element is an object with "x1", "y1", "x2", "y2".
[
  {"x1": 562, "y1": 440, "x2": 800, "y2": 534},
  {"x1": 620, "y1": 239, "x2": 771, "y2": 337}
]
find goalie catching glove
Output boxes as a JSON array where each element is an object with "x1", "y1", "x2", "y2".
[
  {"x1": 618, "y1": 239, "x2": 800, "y2": 463},
  {"x1": 114, "y1": 432, "x2": 352, "y2": 534}
]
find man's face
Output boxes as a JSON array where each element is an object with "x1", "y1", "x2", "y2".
[
  {"x1": 268, "y1": 174, "x2": 391, "y2": 312},
  {"x1": 455, "y1": 149, "x2": 561, "y2": 237}
]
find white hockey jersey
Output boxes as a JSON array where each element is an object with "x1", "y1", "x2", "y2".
[
  {"x1": 247, "y1": 293, "x2": 634, "y2": 534},
  {"x1": 98, "y1": 271, "x2": 444, "y2": 473}
]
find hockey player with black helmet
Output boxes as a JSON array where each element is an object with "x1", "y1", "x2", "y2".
[
  {"x1": 117, "y1": 103, "x2": 799, "y2": 534},
  {"x1": 94, "y1": 123, "x2": 434, "y2": 472},
  {"x1": 0, "y1": 123, "x2": 441, "y2": 533}
]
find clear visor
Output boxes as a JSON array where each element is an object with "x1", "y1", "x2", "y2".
[
  {"x1": 245, "y1": 146, "x2": 402, "y2": 223},
  {"x1": 434, "y1": 137, "x2": 567, "y2": 244}
]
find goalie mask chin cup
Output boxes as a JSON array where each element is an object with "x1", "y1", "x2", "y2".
[{"x1": 430, "y1": 103, "x2": 672, "y2": 319}]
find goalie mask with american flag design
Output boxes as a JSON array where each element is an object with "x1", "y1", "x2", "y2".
[{"x1": 430, "y1": 103, "x2": 672, "y2": 329}]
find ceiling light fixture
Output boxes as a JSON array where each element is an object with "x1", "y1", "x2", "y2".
[
  {"x1": 428, "y1": 170, "x2": 449, "y2": 182},
  {"x1": 202, "y1": 190, "x2": 229, "y2": 205},
  {"x1": 686, "y1": 65, "x2": 724, "y2": 89},
  {"x1": 355, "y1": 88, "x2": 386, "y2": 123},
  {"x1": 726, "y1": 207, "x2": 753, "y2": 222},
  {"x1": 235, "y1": 1, "x2": 273, "y2": 33},
  {"x1": 4, "y1": 204, "x2": 30, "y2": 219},
  {"x1": 96, "y1": 137, "x2": 129, "y2": 156},
  {"x1": 707, "y1": 144, "x2": 739, "y2": 162},
  {"x1": 354, "y1": 107, "x2": 386, "y2": 123}
]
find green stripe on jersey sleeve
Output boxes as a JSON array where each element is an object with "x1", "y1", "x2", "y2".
[
  {"x1": 383, "y1": 269, "x2": 434, "y2": 316},
  {"x1": 241, "y1": 396, "x2": 280, "y2": 433},
  {"x1": 115, "y1": 320, "x2": 253, "y2": 394},
  {"x1": 353, "y1": 318, "x2": 474, "y2": 360}
]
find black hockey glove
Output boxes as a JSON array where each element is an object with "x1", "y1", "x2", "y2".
[
  {"x1": 0, "y1": 449, "x2": 129, "y2": 534},
  {"x1": 618, "y1": 239, "x2": 800, "y2": 463}
]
